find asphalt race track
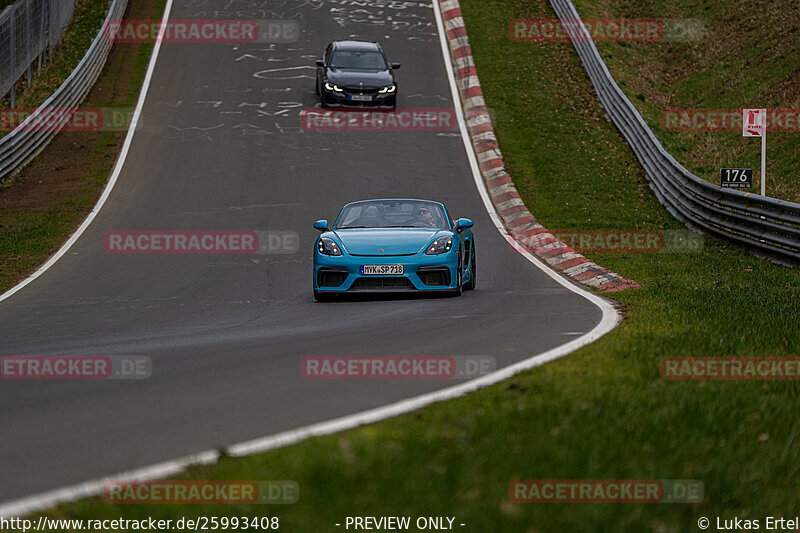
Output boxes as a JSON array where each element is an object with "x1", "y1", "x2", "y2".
[{"x1": 0, "y1": 0, "x2": 603, "y2": 502}]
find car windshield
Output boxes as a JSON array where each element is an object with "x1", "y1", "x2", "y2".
[
  {"x1": 329, "y1": 50, "x2": 387, "y2": 70},
  {"x1": 335, "y1": 201, "x2": 449, "y2": 229}
]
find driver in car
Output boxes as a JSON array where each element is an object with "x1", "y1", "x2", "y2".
[{"x1": 413, "y1": 206, "x2": 437, "y2": 228}]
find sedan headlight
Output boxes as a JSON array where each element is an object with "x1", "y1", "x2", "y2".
[
  {"x1": 324, "y1": 82, "x2": 343, "y2": 92},
  {"x1": 318, "y1": 237, "x2": 342, "y2": 256},
  {"x1": 425, "y1": 236, "x2": 453, "y2": 255},
  {"x1": 378, "y1": 84, "x2": 396, "y2": 94}
]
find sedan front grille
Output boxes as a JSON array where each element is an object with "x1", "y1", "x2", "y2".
[{"x1": 343, "y1": 87, "x2": 379, "y2": 95}]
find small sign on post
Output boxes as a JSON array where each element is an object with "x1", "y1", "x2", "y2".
[
  {"x1": 742, "y1": 109, "x2": 764, "y2": 137},
  {"x1": 720, "y1": 168, "x2": 752, "y2": 188},
  {"x1": 742, "y1": 108, "x2": 767, "y2": 195}
]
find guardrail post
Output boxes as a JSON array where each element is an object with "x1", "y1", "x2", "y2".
[
  {"x1": 9, "y1": 5, "x2": 15, "y2": 108},
  {"x1": 47, "y1": 0, "x2": 54, "y2": 61},
  {"x1": 761, "y1": 115, "x2": 767, "y2": 196},
  {"x1": 38, "y1": 0, "x2": 45, "y2": 75},
  {"x1": 26, "y1": 0, "x2": 32, "y2": 87}
]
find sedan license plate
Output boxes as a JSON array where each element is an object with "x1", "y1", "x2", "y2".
[
  {"x1": 351, "y1": 94, "x2": 373, "y2": 102},
  {"x1": 361, "y1": 265, "x2": 403, "y2": 275}
]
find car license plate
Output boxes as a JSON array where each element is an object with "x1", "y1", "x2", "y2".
[
  {"x1": 361, "y1": 265, "x2": 403, "y2": 275},
  {"x1": 351, "y1": 94, "x2": 372, "y2": 102}
]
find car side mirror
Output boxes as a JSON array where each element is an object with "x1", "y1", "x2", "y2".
[
  {"x1": 391, "y1": 62, "x2": 401, "y2": 70},
  {"x1": 314, "y1": 220, "x2": 329, "y2": 232},
  {"x1": 315, "y1": 59, "x2": 325, "y2": 68},
  {"x1": 455, "y1": 218, "x2": 474, "y2": 232}
]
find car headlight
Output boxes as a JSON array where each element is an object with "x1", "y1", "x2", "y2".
[
  {"x1": 378, "y1": 84, "x2": 396, "y2": 94},
  {"x1": 425, "y1": 236, "x2": 453, "y2": 255},
  {"x1": 324, "y1": 82, "x2": 343, "y2": 92},
  {"x1": 318, "y1": 237, "x2": 342, "y2": 256}
]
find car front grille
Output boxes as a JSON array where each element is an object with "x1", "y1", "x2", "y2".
[{"x1": 343, "y1": 87, "x2": 379, "y2": 96}]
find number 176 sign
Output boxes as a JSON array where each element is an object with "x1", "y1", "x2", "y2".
[{"x1": 720, "y1": 168, "x2": 752, "y2": 188}]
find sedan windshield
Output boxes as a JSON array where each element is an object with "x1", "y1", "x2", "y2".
[
  {"x1": 329, "y1": 50, "x2": 388, "y2": 70},
  {"x1": 336, "y1": 201, "x2": 449, "y2": 229}
]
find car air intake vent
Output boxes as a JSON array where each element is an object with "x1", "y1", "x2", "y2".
[
  {"x1": 318, "y1": 268, "x2": 348, "y2": 288},
  {"x1": 352, "y1": 277, "x2": 414, "y2": 290},
  {"x1": 417, "y1": 267, "x2": 450, "y2": 286}
]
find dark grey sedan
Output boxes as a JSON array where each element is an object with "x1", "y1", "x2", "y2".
[{"x1": 316, "y1": 40, "x2": 400, "y2": 108}]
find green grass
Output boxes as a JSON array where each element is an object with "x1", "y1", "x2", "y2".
[
  {"x1": 5, "y1": 0, "x2": 800, "y2": 531},
  {"x1": 571, "y1": 0, "x2": 800, "y2": 201},
  {"x1": 0, "y1": 140, "x2": 110, "y2": 289}
]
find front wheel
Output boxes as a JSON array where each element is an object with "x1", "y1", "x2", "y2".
[{"x1": 449, "y1": 265, "x2": 463, "y2": 297}]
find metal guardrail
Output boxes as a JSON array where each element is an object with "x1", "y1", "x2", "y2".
[
  {"x1": 0, "y1": 0, "x2": 127, "y2": 182},
  {"x1": 1, "y1": 0, "x2": 77, "y2": 106},
  {"x1": 550, "y1": 0, "x2": 800, "y2": 264}
]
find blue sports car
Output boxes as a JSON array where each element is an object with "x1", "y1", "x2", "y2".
[{"x1": 313, "y1": 199, "x2": 476, "y2": 300}]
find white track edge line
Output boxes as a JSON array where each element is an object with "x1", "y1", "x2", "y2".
[
  {"x1": 0, "y1": 0, "x2": 175, "y2": 305},
  {"x1": 0, "y1": 0, "x2": 620, "y2": 517}
]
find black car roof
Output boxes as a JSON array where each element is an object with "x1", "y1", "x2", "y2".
[{"x1": 332, "y1": 40, "x2": 382, "y2": 52}]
